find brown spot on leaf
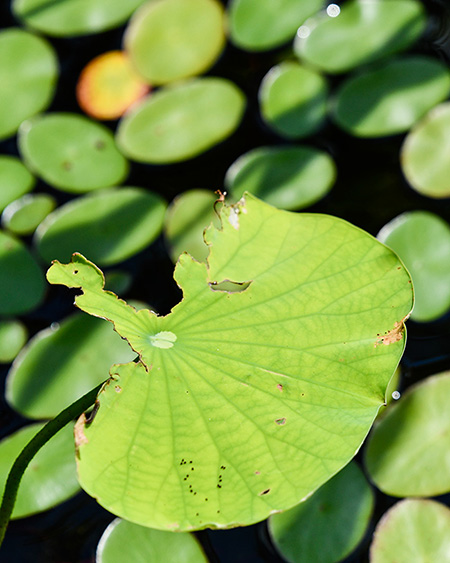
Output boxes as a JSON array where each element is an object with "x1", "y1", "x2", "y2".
[
  {"x1": 277, "y1": 384, "x2": 283, "y2": 391},
  {"x1": 275, "y1": 418, "x2": 286, "y2": 425},
  {"x1": 375, "y1": 316, "x2": 409, "y2": 347},
  {"x1": 114, "y1": 385, "x2": 122, "y2": 393},
  {"x1": 74, "y1": 413, "x2": 88, "y2": 457}
]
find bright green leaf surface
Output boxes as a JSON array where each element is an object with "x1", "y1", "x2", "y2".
[
  {"x1": 365, "y1": 372, "x2": 450, "y2": 497},
  {"x1": 0, "y1": 156, "x2": 35, "y2": 213},
  {"x1": 1, "y1": 193, "x2": 56, "y2": 235},
  {"x1": 294, "y1": 0, "x2": 426, "y2": 74},
  {"x1": 0, "y1": 423, "x2": 79, "y2": 519},
  {"x1": 47, "y1": 194, "x2": 413, "y2": 530},
  {"x1": 269, "y1": 462, "x2": 374, "y2": 563},
  {"x1": 370, "y1": 499, "x2": 450, "y2": 563},
  {"x1": 0, "y1": 319, "x2": 27, "y2": 364},
  {"x1": 96, "y1": 518, "x2": 208, "y2": 562}
]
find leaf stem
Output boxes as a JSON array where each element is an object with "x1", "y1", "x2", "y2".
[{"x1": 0, "y1": 382, "x2": 104, "y2": 548}]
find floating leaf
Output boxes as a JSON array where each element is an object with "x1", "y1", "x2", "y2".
[
  {"x1": 0, "y1": 156, "x2": 35, "y2": 213},
  {"x1": 365, "y1": 372, "x2": 450, "y2": 497},
  {"x1": 0, "y1": 319, "x2": 27, "y2": 364},
  {"x1": 1, "y1": 193, "x2": 56, "y2": 235},
  {"x1": 47, "y1": 194, "x2": 413, "y2": 530}
]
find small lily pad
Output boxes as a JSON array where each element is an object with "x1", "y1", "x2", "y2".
[
  {"x1": 0, "y1": 156, "x2": 35, "y2": 213},
  {"x1": 1, "y1": 193, "x2": 56, "y2": 235},
  {"x1": 259, "y1": 62, "x2": 328, "y2": 139},
  {"x1": 125, "y1": 0, "x2": 225, "y2": 85},
  {"x1": 0, "y1": 230, "x2": 45, "y2": 315},
  {"x1": 76, "y1": 51, "x2": 150, "y2": 120},
  {"x1": 332, "y1": 56, "x2": 450, "y2": 137},
  {"x1": 116, "y1": 77, "x2": 246, "y2": 163},
  {"x1": 0, "y1": 28, "x2": 57, "y2": 140},
  {"x1": 0, "y1": 319, "x2": 28, "y2": 364},
  {"x1": 377, "y1": 211, "x2": 450, "y2": 322},
  {"x1": 294, "y1": 0, "x2": 426, "y2": 74},
  {"x1": 96, "y1": 518, "x2": 209, "y2": 562},
  {"x1": 12, "y1": 0, "x2": 148, "y2": 37},
  {"x1": 0, "y1": 422, "x2": 79, "y2": 519},
  {"x1": 164, "y1": 190, "x2": 219, "y2": 262},
  {"x1": 269, "y1": 462, "x2": 374, "y2": 563},
  {"x1": 6, "y1": 313, "x2": 137, "y2": 419},
  {"x1": 370, "y1": 499, "x2": 450, "y2": 563},
  {"x1": 365, "y1": 372, "x2": 450, "y2": 497},
  {"x1": 18, "y1": 113, "x2": 129, "y2": 193},
  {"x1": 401, "y1": 102, "x2": 450, "y2": 198},
  {"x1": 228, "y1": 0, "x2": 323, "y2": 51},
  {"x1": 225, "y1": 146, "x2": 336, "y2": 210},
  {"x1": 34, "y1": 187, "x2": 166, "y2": 266}
]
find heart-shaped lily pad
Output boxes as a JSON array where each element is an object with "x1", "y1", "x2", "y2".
[
  {"x1": 332, "y1": 56, "x2": 450, "y2": 137},
  {"x1": 269, "y1": 462, "x2": 374, "y2": 563},
  {"x1": 116, "y1": 77, "x2": 246, "y2": 163},
  {"x1": 6, "y1": 313, "x2": 137, "y2": 419},
  {"x1": 0, "y1": 422, "x2": 79, "y2": 519},
  {"x1": 96, "y1": 518, "x2": 208, "y2": 562},
  {"x1": 0, "y1": 320, "x2": 27, "y2": 364},
  {"x1": 377, "y1": 211, "x2": 450, "y2": 322},
  {"x1": 0, "y1": 156, "x2": 35, "y2": 213},
  {"x1": 0, "y1": 28, "x2": 57, "y2": 140},
  {"x1": 370, "y1": 499, "x2": 450, "y2": 563},
  {"x1": 259, "y1": 62, "x2": 328, "y2": 139},
  {"x1": 47, "y1": 194, "x2": 413, "y2": 530},
  {"x1": 124, "y1": 0, "x2": 225, "y2": 85},
  {"x1": 365, "y1": 372, "x2": 450, "y2": 497},
  {"x1": 18, "y1": 113, "x2": 129, "y2": 193},
  {"x1": 228, "y1": 0, "x2": 323, "y2": 51},
  {"x1": 34, "y1": 187, "x2": 166, "y2": 266},
  {"x1": 294, "y1": 0, "x2": 426, "y2": 74},
  {"x1": 1, "y1": 193, "x2": 56, "y2": 235},
  {"x1": 225, "y1": 145, "x2": 336, "y2": 210}
]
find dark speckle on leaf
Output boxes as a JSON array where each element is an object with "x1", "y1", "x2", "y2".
[{"x1": 259, "y1": 489, "x2": 271, "y2": 496}]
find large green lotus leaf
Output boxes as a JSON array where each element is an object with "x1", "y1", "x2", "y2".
[
  {"x1": 228, "y1": 0, "x2": 322, "y2": 51},
  {"x1": 294, "y1": 0, "x2": 426, "y2": 74},
  {"x1": 116, "y1": 77, "x2": 246, "y2": 163},
  {"x1": 125, "y1": 0, "x2": 225, "y2": 85},
  {"x1": 225, "y1": 145, "x2": 336, "y2": 210},
  {"x1": 47, "y1": 194, "x2": 413, "y2": 530},
  {"x1": 0, "y1": 28, "x2": 57, "y2": 140},
  {"x1": 34, "y1": 187, "x2": 166, "y2": 266},
  {"x1": 0, "y1": 230, "x2": 45, "y2": 315},
  {"x1": 18, "y1": 113, "x2": 129, "y2": 193},
  {"x1": 96, "y1": 518, "x2": 208, "y2": 562},
  {"x1": 377, "y1": 211, "x2": 450, "y2": 322},
  {"x1": 0, "y1": 157, "x2": 35, "y2": 213},
  {"x1": 1, "y1": 193, "x2": 56, "y2": 235},
  {"x1": 269, "y1": 462, "x2": 374, "y2": 563},
  {"x1": 364, "y1": 372, "x2": 450, "y2": 497},
  {"x1": 0, "y1": 319, "x2": 27, "y2": 364},
  {"x1": 12, "y1": 0, "x2": 148, "y2": 37},
  {"x1": 401, "y1": 102, "x2": 450, "y2": 198},
  {"x1": 332, "y1": 56, "x2": 450, "y2": 138},
  {"x1": 0, "y1": 422, "x2": 79, "y2": 519},
  {"x1": 6, "y1": 313, "x2": 137, "y2": 419},
  {"x1": 370, "y1": 499, "x2": 450, "y2": 563}
]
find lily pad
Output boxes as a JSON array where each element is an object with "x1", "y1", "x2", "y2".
[
  {"x1": 225, "y1": 146, "x2": 336, "y2": 210},
  {"x1": 370, "y1": 499, "x2": 450, "y2": 563},
  {"x1": 0, "y1": 156, "x2": 35, "y2": 213},
  {"x1": 34, "y1": 187, "x2": 166, "y2": 266},
  {"x1": 125, "y1": 0, "x2": 225, "y2": 85},
  {"x1": 76, "y1": 51, "x2": 150, "y2": 120},
  {"x1": 0, "y1": 230, "x2": 45, "y2": 315},
  {"x1": 1, "y1": 193, "x2": 56, "y2": 235},
  {"x1": 269, "y1": 462, "x2": 374, "y2": 563},
  {"x1": 18, "y1": 113, "x2": 129, "y2": 193},
  {"x1": 332, "y1": 56, "x2": 450, "y2": 138},
  {"x1": 294, "y1": 0, "x2": 426, "y2": 74},
  {"x1": 259, "y1": 62, "x2": 328, "y2": 139},
  {"x1": 228, "y1": 0, "x2": 323, "y2": 51},
  {"x1": 0, "y1": 319, "x2": 28, "y2": 364},
  {"x1": 401, "y1": 102, "x2": 450, "y2": 198},
  {"x1": 96, "y1": 518, "x2": 208, "y2": 562},
  {"x1": 365, "y1": 372, "x2": 450, "y2": 497},
  {"x1": 47, "y1": 194, "x2": 413, "y2": 531},
  {"x1": 377, "y1": 211, "x2": 450, "y2": 322},
  {"x1": 6, "y1": 312, "x2": 137, "y2": 419},
  {"x1": 0, "y1": 422, "x2": 79, "y2": 519},
  {"x1": 12, "y1": 0, "x2": 148, "y2": 37},
  {"x1": 0, "y1": 28, "x2": 57, "y2": 140},
  {"x1": 116, "y1": 77, "x2": 246, "y2": 163},
  {"x1": 164, "y1": 189, "x2": 219, "y2": 262}
]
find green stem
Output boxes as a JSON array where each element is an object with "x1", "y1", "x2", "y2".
[{"x1": 0, "y1": 382, "x2": 104, "y2": 548}]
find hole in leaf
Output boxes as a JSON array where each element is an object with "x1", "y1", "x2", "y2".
[{"x1": 209, "y1": 279, "x2": 252, "y2": 293}]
